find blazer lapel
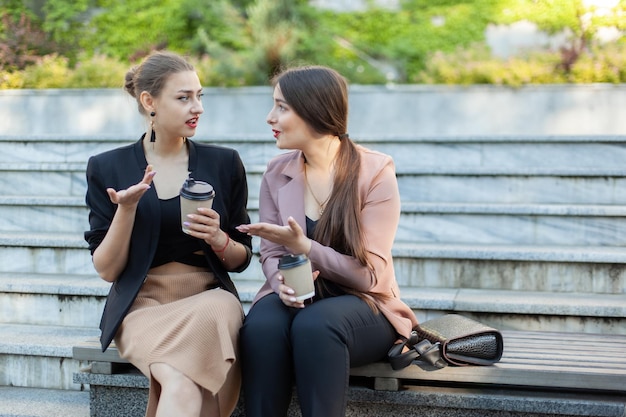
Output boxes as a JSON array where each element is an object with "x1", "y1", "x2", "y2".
[
  {"x1": 277, "y1": 152, "x2": 307, "y2": 229},
  {"x1": 132, "y1": 137, "x2": 160, "y2": 247}
]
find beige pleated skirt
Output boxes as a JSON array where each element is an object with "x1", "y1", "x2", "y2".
[{"x1": 114, "y1": 271, "x2": 244, "y2": 417}]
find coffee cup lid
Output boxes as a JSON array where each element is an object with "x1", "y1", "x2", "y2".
[
  {"x1": 278, "y1": 254, "x2": 309, "y2": 269},
  {"x1": 180, "y1": 178, "x2": 215, "y2": 200}
]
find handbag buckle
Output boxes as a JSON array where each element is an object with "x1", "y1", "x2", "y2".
[{"x1": 414, "y1": 340, "x2": 447, "y2": 369}]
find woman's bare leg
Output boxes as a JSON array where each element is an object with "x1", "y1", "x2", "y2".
[{"x1": 150, "y1": 362, "x2": 203, "y2": 417}]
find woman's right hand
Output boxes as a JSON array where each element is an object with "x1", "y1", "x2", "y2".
[
  {"x1": 106, "y1": 165, "x2": 156, "y2": 207},
  {"x1": 92, "y1": 166, "x2": 156, "y2": 282}
]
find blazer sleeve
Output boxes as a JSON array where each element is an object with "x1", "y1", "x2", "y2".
[
  {"x1": 199, "y1": 148, "x2": 253, "y2": 272},
  {"x1": 258, "y1": 152, "x2": 400, "y2": 295},
  {"x1": 84, "y1": 155, "x2": 116, "y2": 255},
  {"x1": 257, "y1": 166, "x2": 286, "y2": 293}
]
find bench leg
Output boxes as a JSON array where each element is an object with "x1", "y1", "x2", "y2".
[{"x1": 374, "y1": 377, "x2": 401, "y2": 391}]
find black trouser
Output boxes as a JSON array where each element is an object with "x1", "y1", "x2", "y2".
[{"x1": 240, "y1": 293, "x2": 397, "y2": 417}]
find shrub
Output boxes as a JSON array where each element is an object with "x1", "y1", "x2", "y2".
[
  {"x1": 414, "y1": 41, "x2": 626, "y2": 86},
  {"x1": 1, "y1": 0, "x2": 625, "y2": 88},
  {"x1": 18, "y1": 54, "x2": 71, "y2": 88},
  {"x1": 68, "y1": 54, "x2": 128, "y2": 88},
  {"x1": 0, "y1": 71, "x2": 25, "y2": 89},
  {"x1": 0, "y1": 12, "x2": 57, "y2": 71}
]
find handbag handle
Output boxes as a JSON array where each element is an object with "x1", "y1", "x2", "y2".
[{"x1": 387, "y1": 331, "x2": 448, "y2": 370}]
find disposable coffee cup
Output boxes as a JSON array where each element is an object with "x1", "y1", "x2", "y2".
[
  {"x1": 278, "y1": 254, "x2": 315, "y2": 301},
  {"x1": 180, "y1": 178, "x2": 215, "y2": 234}
]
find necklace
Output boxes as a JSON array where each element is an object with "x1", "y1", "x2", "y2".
[{"x1": 304, "y1": 165, "x2": 331, "y2": 215}]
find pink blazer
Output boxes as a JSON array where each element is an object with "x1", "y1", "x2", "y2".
[{"x1": 251, "y1": 145, "x2": 418, "y2": 338}]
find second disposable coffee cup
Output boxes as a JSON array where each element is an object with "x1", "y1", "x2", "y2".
[
  {"x1": 278, "y1": 254, "x2": 315, "y2": 301},
  {"x1": 180, "y1": 178, "x2": 215, "y2": 234}
]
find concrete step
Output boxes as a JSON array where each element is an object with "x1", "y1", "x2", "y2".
[
  {"x1": 0, "y1": 162, "x2": 86, "y2": 197},
  {"x1": 0, "y1": 196, "x2": 89, "y2": 233},
  {"x1": 0, "y1": 386, "x2": 89, "y2": 417},
  {"x1": 8, "y1": 197, "x2": 626, "y2": 246},
  {"x1": 0, "y1": 196, "x2": 257, "y2": 234},
  {"x1": 401, "y1": 287, "x2": 626, "y2": 335},
  {"x1": 0, "y1": 272, "x2": 107, "y2": 327},
  {"x1": 4, "y1": 135, "x2": 626, "y2": 203},
  {"x1": 406, "y1": 171, "x2": 626, "y2": 204},
  {"x1": 397, "y1": 202, "x2": 626, "y2": 245},
  {"x1": 393, "y1": 242, "x2": 626, "y2": 293},
  {"x1": 2, "y1": 233, "x2": 626, "y2": 293},
  {"x1": 0, "y1": 135, "x2": 283, "y2": 168},
  {"x1": 1, "y1": 270, "x2": 623, "y2": 333},
  {"x1": 3, "y1": 134, "x2": 626, "y2": 169},
  {"x1": 0, "y1": 161, "x2": 264, "y2": 199},
  {"x1": 5, "y1": 160, "x2": 626, "y2": 206},
  {"x1": 0, "y1": 232, "x2": 94, "y2": 275},
  {"x1": 0, "y1": 323, "x2": 99, "y2": 390}
]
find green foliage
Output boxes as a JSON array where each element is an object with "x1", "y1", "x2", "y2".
[
  {"x1": 192, "y1": 0, "x2": 317, "y2": 85},
  {"x1": 17, "y1": 54, "x2": 71, "y2": 88},
  {"x1": 569, "y1": 41, "x2": 626, "y2": 83},
  {"x1": 83, "y1": 0, "x2": 183, "y2": 60},
  {"x1": 68, "y1": 54, "x2": 129, "y2": 88},
  {"x1": 0, "y1": 53, "x2": 128, "y2": 88},
  {"x1": 415, "y1": 41, "x2": 626, "y2": 86},
  {"x1": 0, "y1": 11, "x2": 57, "y2": 70},
  {"x1": 1, "y1": 0, "x2": 625, "y2": 88},
  {"x1": 0, "y1": 71, "x2": 23, "y2": 89},
  {"x1": 325, "y1": 0, "x2": 505, "y2": 82},
  {"x1": 0, "y1": 0, "x2": 36, "y2": 20},
  {"x1": 41, "y1": 0, "x2": 92, "y2": 61}
]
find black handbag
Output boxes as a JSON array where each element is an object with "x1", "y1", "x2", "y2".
[{"x1": 388, "y1": 314, "x2": 504, "y2": 370}]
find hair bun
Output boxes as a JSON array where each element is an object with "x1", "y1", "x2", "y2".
[{"x1": 124, "y1": 67, "x2": 138, "y2": 98}]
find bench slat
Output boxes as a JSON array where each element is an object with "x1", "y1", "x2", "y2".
[
  {"x1": 504, "y1": 345, "x2": 626, "y2": 355},
  {"x1": 73, "y1": 340, "x2": 129, "y2": 364},
  {"x1": 350, "y1": 361, "x2": 626, "y2": 392},
  {"x1": 74, "y1": 331, "x2": 626, "y2": 392},
  {"x1": 349, "y1": 330, "x2": 626, "y2": 393},
  {"x1": 501, "y1": 354, "x2": 626, "y2": 368}
]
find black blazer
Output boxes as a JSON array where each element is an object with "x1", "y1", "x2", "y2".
[{"x1": 84, "y1": 138, "x2": 252, "y2": 351}]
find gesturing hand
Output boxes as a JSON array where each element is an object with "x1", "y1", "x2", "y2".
[
  {"x1": 237, "y1": 216, "x2": 312, "y2": 255},
  {"x1": 106, "y1": 165, "x2": 156, "y2": 207}
]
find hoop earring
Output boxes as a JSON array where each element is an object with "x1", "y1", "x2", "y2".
[{"x1": 149, "y1": 111, "x2": 156, "y2": 143}]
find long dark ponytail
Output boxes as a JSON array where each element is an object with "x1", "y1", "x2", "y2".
[{"x1": 273, "y1": 66, "x2": 383, "y2": 307}]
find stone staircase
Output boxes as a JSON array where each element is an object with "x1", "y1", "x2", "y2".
[{"x1": 1, "y1": 133, "x2": 626, "y2": 415}]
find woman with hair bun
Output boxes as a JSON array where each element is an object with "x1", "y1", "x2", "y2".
[
  {"x1": 84, "y1": 50, "x2": 252, "y2": 417},
  {"x1": 237, "y1": 65, "x2": 417, "y2": 417}
]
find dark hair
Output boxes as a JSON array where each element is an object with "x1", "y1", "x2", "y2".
[
  {"x1": 272, "y1": 66, "x2": 348, "y2": 138},
  {"x1": 273, "y1": 66, "x2": 373, "y2": 287},
  {"x1": 124, "y1": 51, "x2": 195, "y2": 115}
]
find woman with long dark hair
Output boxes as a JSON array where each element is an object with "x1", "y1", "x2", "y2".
[{"x1": 237, "y1": 65, "x2": 417, "y2": 417}]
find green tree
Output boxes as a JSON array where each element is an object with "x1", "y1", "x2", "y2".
[
  {"x1": 324, "y1": 0, "x2": 504, "y2": 82},
  {"x1": 41, "y1": 0, "x2": 93, "y2": 62},
  {"x1": 495, "y1": 0, "x2": 626, "y2": 71}
]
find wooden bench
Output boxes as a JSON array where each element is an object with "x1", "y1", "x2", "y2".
[
  {"x1": 73, "y1": 330, "x2": 626, "y2": 416},
  {"x1": 354, "y1": 330, "x2": 626, "y2": 393}
]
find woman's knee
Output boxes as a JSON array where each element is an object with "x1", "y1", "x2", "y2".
[
  {"x1": 241, "y1": 294, "x2": 290, "y2": 340},
  {"x1": 150, "y1": 363, "x2": 200, "y2": 395},
  {"x1": 291, "y1": 306, "x2": 345, "y2": 349}
]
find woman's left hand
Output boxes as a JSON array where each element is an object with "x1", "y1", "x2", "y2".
[
  {"x1": 277, "y1": 271, "x2": 320, "y2": 308},
  {"x1": 237, "y1": 216, "x2": 311, "y2": 255},
  {"x1": 184, "y1": 207, "x2": 224, "y2": 247}
]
